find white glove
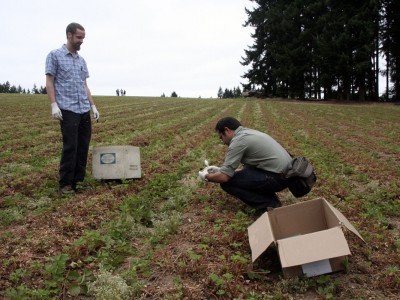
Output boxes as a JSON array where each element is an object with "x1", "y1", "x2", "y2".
[
  {"x1": 198, "y1": 167, "x2": 209, "y2": 182},
  {"x1": 51, "y1": 102, "x2": 63, "y2": 120},
  {"x1": 91, "y1": 105, "x2": 100, "y2": 121},
  {"x1": 207, "y1": 166, "x2": 220, "y2": 173}
]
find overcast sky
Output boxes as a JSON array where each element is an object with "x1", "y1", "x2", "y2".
[{"x1": 0, "y1": 0, "x2": 256, "y2": 98}]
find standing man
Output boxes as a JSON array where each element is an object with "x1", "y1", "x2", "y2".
[
  {"x1": 46, "y1": 22, "x2": 100, "y2": 195},
  {"x1": 199, "y1": 117, "x2": 292, "y2": 211}
]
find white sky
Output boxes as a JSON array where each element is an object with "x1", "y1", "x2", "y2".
[{"x1": 0, "y1": 0, "x2": 255, "y2": 98}]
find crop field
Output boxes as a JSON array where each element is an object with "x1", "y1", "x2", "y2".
[{"x1": 0, "y1": 94, "x2": 399, "y2": 299}]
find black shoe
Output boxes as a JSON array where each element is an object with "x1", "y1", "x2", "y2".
[
  {"x1": 73, "y1": 182, "x2": 92, "y2": 193},
  {"x1": 59, "y1": 185, "x2": 75, "y2": 196},
  {"x1": 254, "y1": 209, "x2": 267, "y2": 218}
]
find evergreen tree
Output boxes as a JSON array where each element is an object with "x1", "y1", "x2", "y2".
[
  {"x1": 222, "y1": 88, "x2": 234, "y2": 98},
  {"x1": 326, "y1": 0, "x2": 379, "y2": 100},
  {"x1": 217, "y1": 86, "x2": 223, "y2": 98},
  {"x1": 381, "y1": 0, "x2": 400, "y2": 101},
  {"x1": 39, "y1": 86, "x2": 47, "y2": 94},
  {"x1": 9, "y1": 85, "x2": 17, "y2": 93},
  {"x1": 242, "y1": 0, "x2": 381, "y2": 101},
  {"x1": 241, "y1": 0, "x2": 272, "y2": 95},
  {"x1": 32, "y1": 84, "x2": 39, "y2": 94},
  {"x1": 234, "y1": 86, "x2": 242, "y2": 97},
  {"x1": 2, "y1": 81, "x2": 11, "y2": 93}
]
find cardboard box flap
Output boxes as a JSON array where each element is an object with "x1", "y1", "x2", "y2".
[
  {"x1": 268, "y1": 198, "x2": 328, "y2": 240},
  {"x1": 277, "y1": 227, "x2": 351, "y2": 268},
  {"x1": 324, "y1": 200, "x2": 365, "y2": 242},
  {"x1": 248, "y1": 212, "x2": 275, "y2": 262}
]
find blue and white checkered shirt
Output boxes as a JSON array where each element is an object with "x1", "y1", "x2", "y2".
[{"x1": 45, "y1": 45, "x2": 90, "y2": 114}]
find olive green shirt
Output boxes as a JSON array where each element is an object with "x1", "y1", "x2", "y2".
[{"x1": 219, "y1": 126, "x2": 292, "y2": 177}]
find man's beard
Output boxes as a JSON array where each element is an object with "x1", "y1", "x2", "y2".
[{"x1": 72, "y1": 43, "x2": 82, "y2": 51}]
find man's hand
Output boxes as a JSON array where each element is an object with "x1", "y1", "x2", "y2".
[
  {"x1": 51, "y1": 102, "x2": 63, "y2": 120},
  {"x1": 91, "y1": 105, "x2": 100, "y2": 121},
  {"x1": 207, "y1": 166, "x2": 220, "y2": 173},
  {"x1": 198, "y1": 167, "x2": 209, "y2": 182}
]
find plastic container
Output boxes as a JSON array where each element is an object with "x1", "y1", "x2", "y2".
[{"x1": 92, "y1": 145, "x2": 141, "y2": 179}]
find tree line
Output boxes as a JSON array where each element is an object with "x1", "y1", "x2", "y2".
[
  {"x1": 241, "y1": 0, "x2": 399, "y2": 101},
  {"x1": 0, "y1": 81, "x2": 46, "y2": 94},
  {"x1": 217, "y1": 86, "x2": 242, "y2": 98}
]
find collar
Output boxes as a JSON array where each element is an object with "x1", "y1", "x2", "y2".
[
  {"x1": 234, "y1": 126, "x2": 243, "y2": 135},
  {"x1": 62, "y1": 44, "x2": 79, "y2": 57}
]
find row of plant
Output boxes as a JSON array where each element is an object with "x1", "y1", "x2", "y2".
[
  {"x1": 0, "y1": 95, "x2": 399, "y2": 299},
  {"x1": 0, "y1": 95, "x2": 245, "y2": 297}
]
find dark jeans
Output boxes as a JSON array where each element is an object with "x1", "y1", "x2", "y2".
[
  {"x1": 220, "y1": 167, "x2": 288, "y2": 210},
  {"x1": 59, "y1": 110, "x2": 91, "y2": 188}
]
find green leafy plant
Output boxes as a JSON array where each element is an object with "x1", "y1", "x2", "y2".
[
  {"x1": 315, "y1": 275, "x2": 337, "y2": 299},
  {"x1": 44, "y1": 254, "x2": 69, "y2": 290}
]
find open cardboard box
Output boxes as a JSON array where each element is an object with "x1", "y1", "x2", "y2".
[{"x1": 248, "y1": 198, "x2": 364, "y2": 277}]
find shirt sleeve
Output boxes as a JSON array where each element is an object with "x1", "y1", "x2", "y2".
[
  {"x1": 45, "y1": 52, "x2": 57, "y2": 76},
  {"x1": 219, "y1": 138, "x2": 247, "y2": 177}
]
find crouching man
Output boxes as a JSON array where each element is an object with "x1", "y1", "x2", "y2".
[{"x1": 199, "y1": 117, "x2": 292, "y2": 212}]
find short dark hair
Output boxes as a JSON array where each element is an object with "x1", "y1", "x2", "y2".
[
  {"x1": 215, "y1": 117, "x2": 242, "y2": 133},
  {"x1": 66, "y1": 22, "x2": 85, "y2": 37}
]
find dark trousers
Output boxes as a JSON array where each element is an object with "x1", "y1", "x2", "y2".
[
  {"x1": 59, "y1": 110, "x2": 91, "y2": 188},
  {"x1": 220, "y1": 167, "x2": 288, "y2": 210}
]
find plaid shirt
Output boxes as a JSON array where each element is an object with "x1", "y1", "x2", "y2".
[{"x1": 45, "y1": 45, "x2": 90, "y2": 114}]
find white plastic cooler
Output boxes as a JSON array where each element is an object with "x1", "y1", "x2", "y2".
[{"x1": 92, "y1": 145, "x2": 141, "y2": 179}]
